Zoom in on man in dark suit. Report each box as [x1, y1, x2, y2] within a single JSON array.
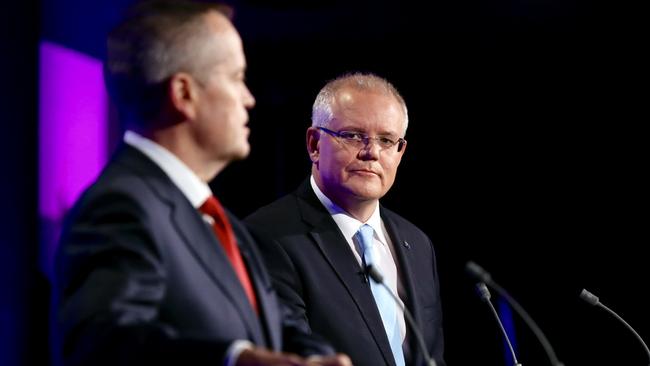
[[53, 2, 350, 366], [246, 73, 446, 366]]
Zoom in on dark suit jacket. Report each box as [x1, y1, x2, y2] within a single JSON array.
[[245, 179, 446, 366], [54, 146, 331, 366]]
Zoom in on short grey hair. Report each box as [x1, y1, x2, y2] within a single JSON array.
[[311, 72, 409, 135], [105, 0, 233, 127]]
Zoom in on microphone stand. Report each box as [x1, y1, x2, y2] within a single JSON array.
[[581, 289, 650, 366], [466, 261, 564, 366], [476, 282, 522, 366]]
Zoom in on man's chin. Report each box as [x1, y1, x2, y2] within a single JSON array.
[[347, 185, 384, 202], [231, 144, 251, 161]]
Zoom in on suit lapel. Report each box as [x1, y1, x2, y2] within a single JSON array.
[[118, 146, 265, 345], [232, 217, 282, 350], [296, 181, 397, 366], [171, 204, 265, 344], [382, 209, 424, 366]]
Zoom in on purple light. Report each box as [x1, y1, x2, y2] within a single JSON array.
[[39, 41, 108, 275]]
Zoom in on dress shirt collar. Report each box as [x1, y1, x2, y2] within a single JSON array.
[[309, 175, 388, 247], [124, 130, 211, 208]]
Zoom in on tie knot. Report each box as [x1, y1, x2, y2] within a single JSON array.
[[199, 195, 225, 219], [357, 224, 375, 251]]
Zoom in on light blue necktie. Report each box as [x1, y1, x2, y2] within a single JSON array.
[[357, 224, 405, 366]]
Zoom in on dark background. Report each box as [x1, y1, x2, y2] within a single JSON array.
[[2, 0, 647, 365]]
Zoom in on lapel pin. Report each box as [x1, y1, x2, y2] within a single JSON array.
[[403, 241, 410, 249]]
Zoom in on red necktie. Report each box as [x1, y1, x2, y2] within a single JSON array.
[[200, 195, 258, 313]]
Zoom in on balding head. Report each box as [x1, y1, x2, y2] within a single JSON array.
[[312, 72, 409, 135]]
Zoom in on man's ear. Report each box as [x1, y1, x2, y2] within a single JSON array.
[[306, 126, 321, 163], [398, 140, 407, 156], [168, 72, 199, 120]]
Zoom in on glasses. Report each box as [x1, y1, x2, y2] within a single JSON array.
[[317, 127, 406, 152]]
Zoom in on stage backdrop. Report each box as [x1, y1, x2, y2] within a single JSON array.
[[1, 0, 646, 365]]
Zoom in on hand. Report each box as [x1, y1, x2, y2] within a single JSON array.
[[235, 346, 306, 366], [306, 354, 353, 366]]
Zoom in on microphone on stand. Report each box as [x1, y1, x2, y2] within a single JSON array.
[[466, 261, 564, 366], [365, 265, 437, 366], [580, 288, 650, 365], [475, 282, 522, 366]]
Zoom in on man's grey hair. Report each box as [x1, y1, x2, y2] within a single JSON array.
[[311, 72, 409, 135], [104, 0, 233, 127]]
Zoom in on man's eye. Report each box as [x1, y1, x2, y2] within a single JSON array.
[[378, 137, 395, 146], [340, 132, 364, 141]]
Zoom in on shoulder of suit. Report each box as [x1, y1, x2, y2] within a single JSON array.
[[77, 150, 182, 218], [380, 205, 428, 237]]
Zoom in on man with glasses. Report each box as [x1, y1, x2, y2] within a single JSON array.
[[246, 72, 446, 366]]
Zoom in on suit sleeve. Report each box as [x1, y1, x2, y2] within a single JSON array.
[[55, 190, 230, 366]]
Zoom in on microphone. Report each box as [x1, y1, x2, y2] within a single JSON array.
[[475, 282, 522, 366], [366, 265, 437, 366], [466, 261, 564, 366], [580, 288, 650, 365]]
